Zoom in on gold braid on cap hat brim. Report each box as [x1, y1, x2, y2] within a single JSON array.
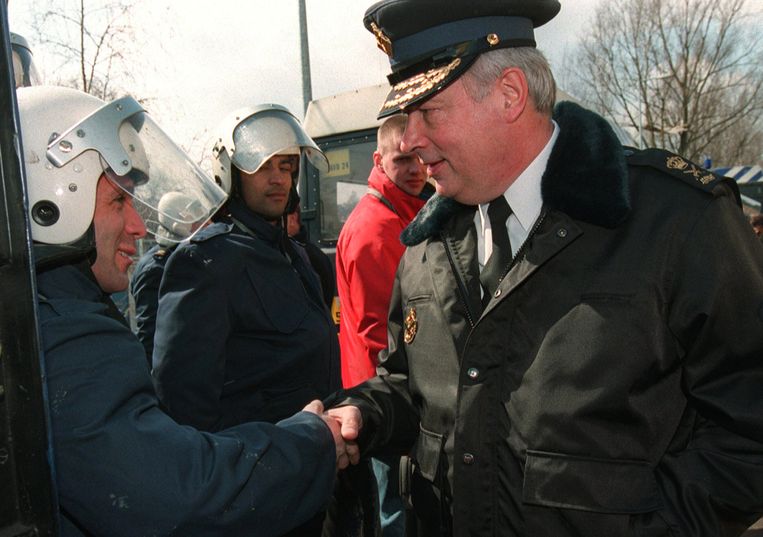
[[383, 58, 462, 111]]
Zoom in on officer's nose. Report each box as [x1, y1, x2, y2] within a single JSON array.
[[401, 111, 425, 154]]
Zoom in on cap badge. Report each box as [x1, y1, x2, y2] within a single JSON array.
[[403, 306, 418, 344], [370, 22, 393, 57], [487, 33, 500, 46]]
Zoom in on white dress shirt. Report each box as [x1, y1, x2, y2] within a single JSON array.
[[476, 120, 560, 269]]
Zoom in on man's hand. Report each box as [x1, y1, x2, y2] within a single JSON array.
[[303, 400, 354, 470], [327, 405, 362, 466], [302, 400, 325, 416]]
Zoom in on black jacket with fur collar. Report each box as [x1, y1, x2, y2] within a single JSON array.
[[341, 101, 763, 537]]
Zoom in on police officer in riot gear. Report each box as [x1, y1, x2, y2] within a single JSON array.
[[21, 85, 346, 537], [130, 191, 208, 364], [152, 105, 342, 535]]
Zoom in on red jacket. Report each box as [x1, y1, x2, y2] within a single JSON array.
[[336, 167, 426, 387]]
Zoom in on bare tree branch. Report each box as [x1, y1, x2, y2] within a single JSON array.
[[27, 0, 143, 100], [568, 0, 763, 166]]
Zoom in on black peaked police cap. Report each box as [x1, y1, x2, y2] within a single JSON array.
[[364, 0, 561, 118]]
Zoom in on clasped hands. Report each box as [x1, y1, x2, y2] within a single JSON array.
[[303, 400, 362, 470]]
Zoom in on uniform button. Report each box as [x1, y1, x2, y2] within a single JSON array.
[[494, 288, 501, 298], [557, 228, 568, 238], [463, 453, 475, 465], [467, 367, 479, 380]]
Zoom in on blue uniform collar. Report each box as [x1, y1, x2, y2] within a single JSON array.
[[36, 262, 128, 326], [228, 198, 286, 246]]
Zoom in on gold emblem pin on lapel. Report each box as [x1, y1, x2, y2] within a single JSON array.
[[403, 306, 418, 344]]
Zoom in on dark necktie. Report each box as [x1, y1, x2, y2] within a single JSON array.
[[479, 196, 512, 303]]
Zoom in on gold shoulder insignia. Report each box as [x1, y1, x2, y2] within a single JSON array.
[[665, 154, 720, 186], [627, 149, 733, 195], [666, 156, 689, 171], [699, 173, 715, 185]]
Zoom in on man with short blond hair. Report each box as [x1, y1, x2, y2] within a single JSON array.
[[336, 113, 428, 534], [337, 114, 428, 388]]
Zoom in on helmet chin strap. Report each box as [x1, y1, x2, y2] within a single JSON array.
[[34, 223, 97, 273], [230, 166, 242, 197]]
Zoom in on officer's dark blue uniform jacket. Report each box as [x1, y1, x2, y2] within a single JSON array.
[[153, 199, 341, 431], [37, 262, 336, 536], [129, 243, 174, 365]]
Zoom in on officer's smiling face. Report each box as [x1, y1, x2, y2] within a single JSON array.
[[91, 175, 147, 294], [400, 77, 514, 205], [239, 155, 294, 222]]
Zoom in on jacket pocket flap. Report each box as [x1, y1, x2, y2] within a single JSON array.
[[244, 266, 307, 333], [412, 426, 443, 482], [523, 450, 662, 514]]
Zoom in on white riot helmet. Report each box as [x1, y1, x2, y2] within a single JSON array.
[[154, 191, 207, 247], [211, 104, 328, 195], [18, 86, 227, 248]]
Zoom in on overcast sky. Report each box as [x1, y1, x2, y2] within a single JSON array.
[[9, 0, 601, 158]]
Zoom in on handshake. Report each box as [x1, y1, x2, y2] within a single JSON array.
[[303, 400, 362, 470]]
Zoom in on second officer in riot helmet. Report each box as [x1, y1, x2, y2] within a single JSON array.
[[152, 106, 341, 534]]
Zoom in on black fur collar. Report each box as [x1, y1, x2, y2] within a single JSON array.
[[401, 101, 630, 246]]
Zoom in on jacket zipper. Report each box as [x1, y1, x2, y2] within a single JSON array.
[[441, 208, 549, 329], [494, 208, 548, 290], [442, 235, 477, 329]]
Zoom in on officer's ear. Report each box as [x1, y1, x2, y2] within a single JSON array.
[[497, 67, 528, 124], [373, 151, 383, 169]]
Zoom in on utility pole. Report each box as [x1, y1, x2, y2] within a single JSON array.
[[298, 0, 312, 115]]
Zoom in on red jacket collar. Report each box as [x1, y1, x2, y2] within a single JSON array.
[[367, 166, 426, 222]]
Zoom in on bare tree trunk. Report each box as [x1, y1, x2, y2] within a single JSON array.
[[79, 0, 87, 92]]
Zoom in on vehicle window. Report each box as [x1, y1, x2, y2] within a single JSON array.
[[318, 139, 375, 243]]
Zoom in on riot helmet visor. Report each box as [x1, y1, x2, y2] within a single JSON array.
[[47, 96, 226, 244]]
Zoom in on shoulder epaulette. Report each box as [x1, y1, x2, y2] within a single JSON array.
[[625, 147, 737, 199], [190, 222, 233, 243]]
